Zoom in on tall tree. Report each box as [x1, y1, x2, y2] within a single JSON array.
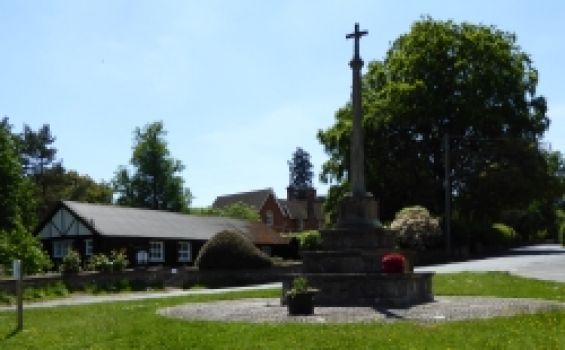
[[16, 124, 111, 216], [288, 147, 314, 190], [318, 18, 554, 237], [0, 119, 31, 230], [0, 118, 51, 273], [113, 121, 191, 211]]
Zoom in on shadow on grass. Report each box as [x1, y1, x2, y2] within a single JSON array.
[[2, 327, 21, 340], [373, 307, 405, 320]]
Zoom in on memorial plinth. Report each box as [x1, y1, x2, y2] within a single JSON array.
[[282, 212, 434, 307], [281, 23, 433, 307]]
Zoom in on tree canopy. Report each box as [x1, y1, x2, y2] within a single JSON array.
[[17, 123, 112, 217], [288, 147, 314, 190], [0, 119, 35, 231], [113, 121, 191, 211], [318, 18, 559, 241], [0, 118, 51, 273]]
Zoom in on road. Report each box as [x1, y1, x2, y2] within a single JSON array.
[[416, 244, 565, 282]]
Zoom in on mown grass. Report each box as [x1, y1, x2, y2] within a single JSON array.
[[0, 272, 563, 349]]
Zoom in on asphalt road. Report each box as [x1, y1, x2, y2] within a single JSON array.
[[415, 244, 565, 283]]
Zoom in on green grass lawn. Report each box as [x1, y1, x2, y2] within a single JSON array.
[[0, 272, 564, 349]]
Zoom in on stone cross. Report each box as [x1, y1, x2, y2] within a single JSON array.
[[346, 23, 368, 197]]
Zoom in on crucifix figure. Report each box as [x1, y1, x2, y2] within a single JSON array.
[[346, 23, 368, 197]]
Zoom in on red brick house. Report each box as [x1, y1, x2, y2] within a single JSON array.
[[212, 187, 324, 232], [35, 201, 290, 267]]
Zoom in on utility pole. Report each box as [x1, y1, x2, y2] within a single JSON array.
[[444, 133, 452, 257]]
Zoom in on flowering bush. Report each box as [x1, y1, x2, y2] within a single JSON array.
[[61, 250, 81, 274], [389, 206, 441, 250], [381, 253, 407, 273], [87, 253, 111, 272], [87, 249, 129, 272], [109, 249, 129, 271]]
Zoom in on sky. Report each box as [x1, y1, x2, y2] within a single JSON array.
[[1, 0, 564, 207]]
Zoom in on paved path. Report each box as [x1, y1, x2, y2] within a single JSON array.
[[0, 282, 281, 311], [416, 244, 565, 282]]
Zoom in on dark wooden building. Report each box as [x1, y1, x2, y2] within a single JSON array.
[[35, 201, 289, 267]]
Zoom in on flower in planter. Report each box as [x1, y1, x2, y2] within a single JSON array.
[[286, 276, 317, 316], [381, 253, 407, 273]]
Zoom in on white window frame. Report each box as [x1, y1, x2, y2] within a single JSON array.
[[84, 239, 93, 256], [178, 241, 192, 263], [149, 241, 164, 262], [260, 245, 272, 256], [53, 240, 73, 258], [265, 210, 274, 227]]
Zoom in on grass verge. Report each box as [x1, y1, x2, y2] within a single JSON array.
[[0, 272, 563, 349]]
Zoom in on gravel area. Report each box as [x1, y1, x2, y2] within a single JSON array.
[[158, 297, 565, 324]]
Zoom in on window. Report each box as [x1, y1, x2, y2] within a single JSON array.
[[260, 246, 272, 256], [298, 219, 304, 231], [53, 240, 73, 258], [178, 241, 192, 262], [149, 241, 164, 262], [84, 239, 93, 256], [137, 250, 148, 265], [264, 210, 274, 227]]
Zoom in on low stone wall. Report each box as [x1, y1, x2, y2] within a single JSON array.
[[0, 264, 301, 294]]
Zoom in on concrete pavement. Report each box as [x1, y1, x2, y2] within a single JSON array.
[[416, 244, 565, 282], [0, 282, 282, 311]]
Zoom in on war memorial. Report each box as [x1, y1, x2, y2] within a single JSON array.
[[282, 23, 433, 307]]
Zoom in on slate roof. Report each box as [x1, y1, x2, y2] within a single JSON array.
[[279, 200, 307, 219], [42, 201, 288, 245], [279, 199, 324, 221], [212, 188, 274, 211]]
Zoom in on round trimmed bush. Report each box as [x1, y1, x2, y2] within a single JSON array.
[[488, 223, 516, 247], [389, 206, 441, 250], [195, 230, 272, 270]]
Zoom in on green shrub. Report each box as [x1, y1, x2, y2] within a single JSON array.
[[489, 223, 516, 247], [297, 230, 322, 250], [286, 276, 311, 298], [556, 209, 564, 245], [389, 206, 442, 250], [110, 249, 129, 271], [87, 250, 128, 272], [60, 250, 81, 273], [195, 230, 272, 270], [87, 253, 111, 272], [0, 225, 52, 274]]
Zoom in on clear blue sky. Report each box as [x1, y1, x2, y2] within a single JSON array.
[[1, 1, 563, 207]]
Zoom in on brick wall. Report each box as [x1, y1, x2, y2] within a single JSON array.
[[0, 265, 301, 294]]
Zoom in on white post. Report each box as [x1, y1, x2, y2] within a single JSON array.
[[13, 259, 23, 331]]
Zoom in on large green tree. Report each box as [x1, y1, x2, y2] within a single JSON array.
[[113, 121, 191, 211], [17, 124, 112, 217], [0, 118, 51, 273], [318, 18, 556, 240]]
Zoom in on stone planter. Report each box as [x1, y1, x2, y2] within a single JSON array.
[[287, 291, 316, 315]]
